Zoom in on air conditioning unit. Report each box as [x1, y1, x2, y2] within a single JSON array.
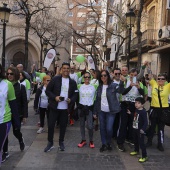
[[167, 0, 170, 9], [158, 26, 170, 40]]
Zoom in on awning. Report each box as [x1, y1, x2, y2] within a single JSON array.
[[148, 44, 170, 53]]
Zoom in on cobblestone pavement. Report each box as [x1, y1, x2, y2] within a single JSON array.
[[1, 99, 170, 170]]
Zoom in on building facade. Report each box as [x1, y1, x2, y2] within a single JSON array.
[[0, 0, 70, 71]]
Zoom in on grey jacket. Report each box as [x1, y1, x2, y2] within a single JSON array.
[[93, 81, 124, 115]]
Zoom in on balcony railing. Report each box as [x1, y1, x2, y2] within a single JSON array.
[[130, 29, 157, 51]]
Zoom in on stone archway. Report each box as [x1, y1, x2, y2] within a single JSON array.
[[13, 51, 25, 67]]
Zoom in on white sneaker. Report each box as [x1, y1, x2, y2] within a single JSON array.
[[37, 127, 44, 134]]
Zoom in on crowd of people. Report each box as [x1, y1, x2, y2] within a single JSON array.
[[0, 60, 170, 167]]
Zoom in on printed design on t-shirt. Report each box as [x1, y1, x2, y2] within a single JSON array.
[[133, 112, 139, 129], [61, 84, 69, 97]]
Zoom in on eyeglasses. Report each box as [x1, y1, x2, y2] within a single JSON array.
[[84, 76, 91, 79], [7, 73, 14, 76], [115, 73, 121, 75], [101, 74, 107, 77], [157, 78, 165, 80]]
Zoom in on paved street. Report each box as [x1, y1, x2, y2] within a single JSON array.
[[1, 99, 170, 170]]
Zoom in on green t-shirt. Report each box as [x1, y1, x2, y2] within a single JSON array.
[[36, 72, 46, 81], [0, 80, 16, 124]]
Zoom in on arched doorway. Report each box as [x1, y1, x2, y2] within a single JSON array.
[[13, 52, 25, 67]]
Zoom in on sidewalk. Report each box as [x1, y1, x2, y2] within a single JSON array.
[[1, 99, 170, 170]]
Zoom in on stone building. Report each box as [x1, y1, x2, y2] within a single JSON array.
[[0, 0, 70, 71]]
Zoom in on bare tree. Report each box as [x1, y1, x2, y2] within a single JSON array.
[[12, 0, 57, 70]]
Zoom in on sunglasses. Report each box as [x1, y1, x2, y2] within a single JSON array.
[[101, 74, 107, 77], [7, 73, 14, 76], [84, 76, 91, 79], [157, 78, 165, 80], [115, 73, 121, 75]]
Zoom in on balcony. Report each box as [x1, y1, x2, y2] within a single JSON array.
[[130, 29, 157, 51]]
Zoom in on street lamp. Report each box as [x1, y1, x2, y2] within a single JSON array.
[[102, 43, 107, 61], [126, 8, 136, 69], [0, 3, 11, 69], [43, 40, 48, 61]]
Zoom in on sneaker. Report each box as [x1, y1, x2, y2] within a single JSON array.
[[70, 119, 74, 125], [37, 127, 44, 134], [145, 141, 152, 147], [44, 142, 54, 152], [107, 144, 112, 151], [59, 142, 65, 151], [138, 157, 148, 163], [129, 140, 134, 146], [125, 139, 130, 144], [117, 144, 125, 152], [1, 152, 9, 163], [100, 144, 107, 152], [89, 141, 95, 148], [130, 151, 138, 156], [19, 138, 25, 151], [157, 144, 164, 151], [78, 140, 86, 148]]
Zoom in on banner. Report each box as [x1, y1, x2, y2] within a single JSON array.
[[87, 56, 95, 70], [43, 49, 56, 70]]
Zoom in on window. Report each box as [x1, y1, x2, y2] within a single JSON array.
[[77, 12, 86, 17], [77, 21, 84, 27], [68, 12, 73, 17], [75, 48, 84, 52], [69, 3, 74, 9]]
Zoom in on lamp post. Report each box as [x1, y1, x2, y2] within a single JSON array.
[[43, 40, 48, 62], [102, 43, 107, 61], [126, 8, 136, 69], [0, 3, 11, 69], [54, 52, 60, 74]]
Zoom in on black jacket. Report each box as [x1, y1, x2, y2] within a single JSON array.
[[13, 82, 28, 118], [34, 85, 43, 109], [46, 75, 78, 110]]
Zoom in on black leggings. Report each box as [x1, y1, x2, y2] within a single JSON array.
[[39, 107, 49, 127], [3, 119, 23, 153], [0, 122, 11, 165]]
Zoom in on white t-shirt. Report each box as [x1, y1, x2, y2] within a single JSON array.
[[79, 84, 96, 106], [101, 85, 110, 112], [90, 79, 99, 86], [70, 73, 78, 84], [57, 77, 69, 109], [40, 86, 48, 108]]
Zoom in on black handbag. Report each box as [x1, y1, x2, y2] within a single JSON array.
[[157, 87, 170, 126], [73, 107, 79, 121]]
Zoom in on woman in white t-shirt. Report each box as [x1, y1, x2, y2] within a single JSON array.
[[94, 70, 124, 152], [34, 75, 51, 134], [77, 72, 98, 148]]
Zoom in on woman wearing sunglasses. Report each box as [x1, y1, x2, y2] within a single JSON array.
[[34, 75, 51, 134], [77, 72, 98, 148], [94, 70, 125, 152], [2, 67, 27, 163], [146, 73, 170, 151]]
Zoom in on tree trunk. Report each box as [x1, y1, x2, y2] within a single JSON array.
[[25, 17, 30, 71], [136, 0, 144, 69]]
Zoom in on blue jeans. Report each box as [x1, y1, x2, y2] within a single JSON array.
[[99, 111, 116, 145]]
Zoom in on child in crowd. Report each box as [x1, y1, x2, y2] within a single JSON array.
[[128, 97, 148, 163]]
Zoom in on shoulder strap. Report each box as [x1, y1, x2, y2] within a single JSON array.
[[157, 86, 162, 109]]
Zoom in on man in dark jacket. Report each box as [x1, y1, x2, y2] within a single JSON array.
[[44, 62, 78, 152]]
